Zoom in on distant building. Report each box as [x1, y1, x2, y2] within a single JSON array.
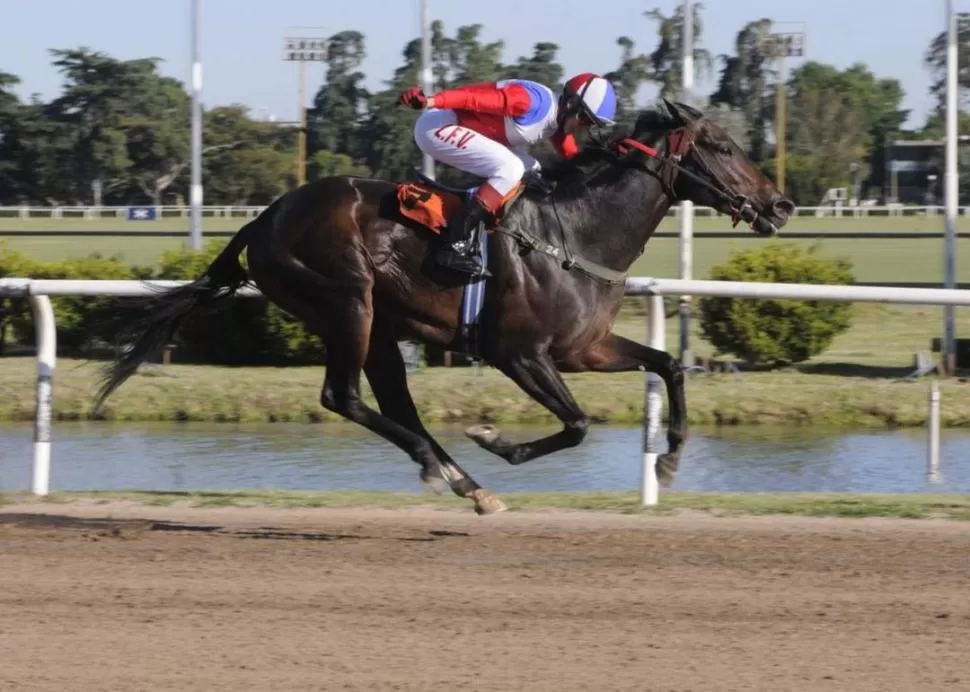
[[885, 139, 942, 205]]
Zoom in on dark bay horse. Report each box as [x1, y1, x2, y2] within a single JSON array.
[[93, 99, 792, 514]]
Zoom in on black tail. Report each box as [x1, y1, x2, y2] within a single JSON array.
[[93, 208, 269, 414]]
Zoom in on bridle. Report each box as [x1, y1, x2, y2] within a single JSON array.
[[613, 129, 768, 235], [507, 120, 774, 286]]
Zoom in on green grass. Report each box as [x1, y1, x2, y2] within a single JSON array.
[[4, 489, 969, 519], [5, 235, 968, 283], [2, 213, 969, 281], [2, 303, 970, 427]]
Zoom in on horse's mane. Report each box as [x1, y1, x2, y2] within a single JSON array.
[[529, 104, 682, 201]]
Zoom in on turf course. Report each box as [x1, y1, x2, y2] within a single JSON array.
[[3, 212, 968, 283]]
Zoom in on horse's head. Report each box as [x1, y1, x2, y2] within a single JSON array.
[[615, 99, 793, 237]]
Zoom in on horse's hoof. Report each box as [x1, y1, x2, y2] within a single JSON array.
[[657, 453, 678, 488], [420, 471, 447, 495], [471, 489, 507, 515], [466, 424, 501, 446]]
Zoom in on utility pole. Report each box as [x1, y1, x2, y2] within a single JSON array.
[[419, 0, 435, 180], [283, 29, 328, 187], [943, 0, 959, 375], [189, 0, 203, 250], [678, 0, 695, 367], [764, 24, 806, 195]]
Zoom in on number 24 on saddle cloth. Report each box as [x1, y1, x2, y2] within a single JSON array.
[[395, 182, 466, 235]]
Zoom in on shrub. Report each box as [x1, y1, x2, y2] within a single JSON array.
[[1, 241, 323, 364], [698, 243, 854, 367], [1, 246, 140, 354]]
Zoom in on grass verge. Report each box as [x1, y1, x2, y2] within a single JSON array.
[[3, 489, 969, 520], [3, 304, 970, 428]]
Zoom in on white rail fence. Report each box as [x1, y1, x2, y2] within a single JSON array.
[[4, 203, 970, 221], [1, 277, 968, 504]]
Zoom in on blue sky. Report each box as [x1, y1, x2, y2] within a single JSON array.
[[0, 0, 954, 128]]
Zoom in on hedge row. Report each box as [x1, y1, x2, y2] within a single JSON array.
[[0, 241, 324, 365], [1, 240, 856, 368]]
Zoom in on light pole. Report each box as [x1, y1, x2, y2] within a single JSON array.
[[419, 0, 435, 180], [678, 0, 695, 367], [283, 29, 328, 187], [943, 0, 959, 375], [762, 23, 806, 194], [189, 0, 203, 250]]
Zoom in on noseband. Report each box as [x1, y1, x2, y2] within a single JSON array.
[[614, 131, 762, 231]]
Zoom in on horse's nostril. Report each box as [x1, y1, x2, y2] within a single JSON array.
[[773, 198, 795, 217]]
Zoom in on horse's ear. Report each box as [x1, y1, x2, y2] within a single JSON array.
[[664, 99, 703, 125]]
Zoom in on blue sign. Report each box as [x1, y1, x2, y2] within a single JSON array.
[[127, 206, 157, 221]]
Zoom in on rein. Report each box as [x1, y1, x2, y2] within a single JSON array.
[[503, 124, 768, 286], [614, 132, 763, 231]]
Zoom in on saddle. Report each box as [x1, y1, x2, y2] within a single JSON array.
[[395, 169, 526, 236], [396, 170, 476, 235]]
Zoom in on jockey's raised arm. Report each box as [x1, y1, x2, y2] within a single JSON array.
[[399, 74, 619, 277]]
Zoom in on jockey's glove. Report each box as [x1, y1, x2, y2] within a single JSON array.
[[522, 170, 556, 197]]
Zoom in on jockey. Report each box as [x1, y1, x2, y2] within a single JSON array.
[[399, 73, 618, 277]]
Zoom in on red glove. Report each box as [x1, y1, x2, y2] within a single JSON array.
[[399, 87, 428, 109]]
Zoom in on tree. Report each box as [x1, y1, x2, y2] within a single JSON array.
[[836, 64, 908, 197], [123, 74, 192, 205], [604, 37, 652, 130], [47, 48, 143, 204], [709, 18, 775, 162], [0, 70, 19, 121], [782, 62, 908, 205], [0, 71, 24, 196], [0, 15, 927, 209], [924, 13, 970, 111], [359, 36, 425, 182], [503, 42, 564, 90], [0, 99, 78, 204], [442, 24, 505, 84], [643, 3, 713, 99], [308, 30, 369, 162], [201, 106, 291, 204]]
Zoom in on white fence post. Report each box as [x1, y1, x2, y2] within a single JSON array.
[[28, 294, 56, 496], [927, 379, 942, 483], [641, 294, 666, 507]]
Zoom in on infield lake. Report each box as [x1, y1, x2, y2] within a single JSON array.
[[1, 421, 968, 494]]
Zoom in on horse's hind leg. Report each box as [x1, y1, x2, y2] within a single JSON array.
[[363, 318, 505, 514], [257, 266, 483, 509], [466, 351, 592, 465]]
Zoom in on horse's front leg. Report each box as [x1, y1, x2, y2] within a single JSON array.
[[569, 333, 687, 486]]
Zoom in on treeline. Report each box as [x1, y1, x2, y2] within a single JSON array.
[[0, 7, 966, 208]]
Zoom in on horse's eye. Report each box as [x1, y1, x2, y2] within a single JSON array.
[[718, 145, 732, 156]]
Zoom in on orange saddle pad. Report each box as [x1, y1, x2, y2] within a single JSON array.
[[396, 182, 465, 235]]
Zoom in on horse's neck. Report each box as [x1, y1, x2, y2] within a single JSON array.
[[550, 170, 672, 273]]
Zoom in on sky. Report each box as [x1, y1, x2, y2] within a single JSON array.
[[0, 0, 955, 129]]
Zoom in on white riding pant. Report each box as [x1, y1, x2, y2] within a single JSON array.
[[413, 109, 538, 198]]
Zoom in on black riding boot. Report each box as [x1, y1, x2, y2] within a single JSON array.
[[436, 196, 492, 278]]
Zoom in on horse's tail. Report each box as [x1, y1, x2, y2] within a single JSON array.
[[92, 197, 280, 414]]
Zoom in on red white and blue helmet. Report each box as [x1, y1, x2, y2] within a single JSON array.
[[560, 73, 617, 127]]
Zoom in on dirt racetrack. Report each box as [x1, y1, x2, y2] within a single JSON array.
[[1, 502, 969, 691]]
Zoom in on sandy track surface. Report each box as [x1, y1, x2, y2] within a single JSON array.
[[1, 502, 968, 691]]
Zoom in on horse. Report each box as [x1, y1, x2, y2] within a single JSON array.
[[92, 99, 792, 515]]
